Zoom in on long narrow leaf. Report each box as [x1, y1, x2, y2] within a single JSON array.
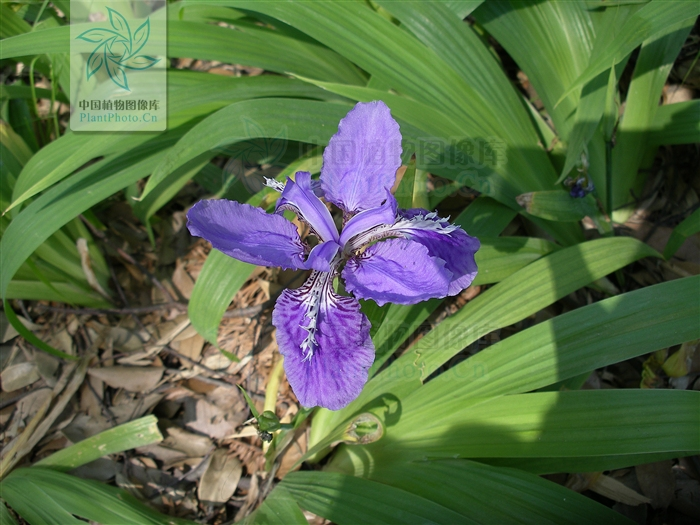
[[648, 100, 700, 146], [419, 275, 700, 402], [243, 486, 307, 525], [663, 207, 700, 259], [474, 0, 595, 139], [611, 17, 694, 214], [329, 390, 699, 475], [563, 1, 700, 100], [283, 471, 468, 525], [482, 451, 695, 476], [1, 130, 183, 299], [188, 250, 254, 347], [35, 416, 163, 471], [144, 98, 352, 199], [4, 468, 194, 524], [367, 460, 633, 524], [8, 74, 334, 213]]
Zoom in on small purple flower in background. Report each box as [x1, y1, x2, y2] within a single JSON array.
[[566, 176, 595, 199], [187, 101, 480, 410]]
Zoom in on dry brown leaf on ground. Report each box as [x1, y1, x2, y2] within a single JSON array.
[[176, 334, 205, 366], [162, 426, 214, 458], [197, 448, 242, 505], [1, 362, 41, 392], [567, 472, 652, 506], [636, 460, 676, 509], [172, 259, 196, 300], [61, 413, 112, 443], [184, 397, 243, 440], [109, 391, 164, 425], [88, 322, 146, 353], [136, 443, 189, 465], [672, 458, 700, 519], [34, 351, 60, 387], [71, 457, 120, 482], [87, 366, 164, 393]]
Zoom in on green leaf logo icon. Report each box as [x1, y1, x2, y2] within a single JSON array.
[[76, 7, 160, 91]]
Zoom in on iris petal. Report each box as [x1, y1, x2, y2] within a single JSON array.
[[343, 238, 452, 306], [272, 270, 374, 410], [304, 241, 340, 272], [339, 192, 397, 248], [321, 101, 402, 214], [187, 199, 306, 269], [398, 209, 480, 295], [277, 171, 339, 243]]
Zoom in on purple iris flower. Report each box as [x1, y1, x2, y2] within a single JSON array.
[[186, 101, 480, 410]]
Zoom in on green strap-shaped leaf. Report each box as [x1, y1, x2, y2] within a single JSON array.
[[0, 131, 180, 300], [439, 1, 485, 19], [366, 460, 634, 525], [0, 501, 19, 525], [132, 152, 214, 227], [8, 74, 334, 214], [0, 26, 66, 58], [224, 1, 490, 133], [473, 0, 595, 139], [5, 281, 109, 307], [3, 300, 75, 360], [611, 17, 694, 215], [1, 20, 365, 85], [35, 416, 163, 471], [282, 471, 469, 525], [648, 99, 700, 147], [243, 486, 307, 525], [374, 0, 539, 152], [0, 3, 32, 38], [3, 468, 195, 524], [663, 207, 700, 259], [516, 190, 598, 222], [329, 390, 699, 475], [562, 0, 700, 101], [2, 477, 85, 525], [557, 59, 627, 185], [168, 20, 365, 85], [482, 451, 696, 476], [188, 250, 254, 347], [143, 98, 351, 199], [453, 196, 517, 237], [0, 84, 69, 104], [417, 275, 700, 402], [472, 236, 560, 286]]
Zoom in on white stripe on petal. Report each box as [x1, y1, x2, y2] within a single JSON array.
[[345, 210, 457, 253]]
